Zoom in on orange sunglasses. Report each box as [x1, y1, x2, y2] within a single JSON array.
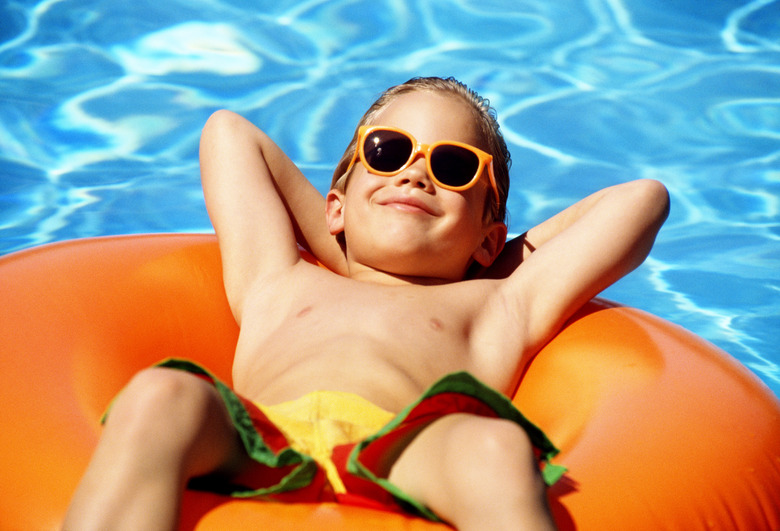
[[344, 125, 499, 202]]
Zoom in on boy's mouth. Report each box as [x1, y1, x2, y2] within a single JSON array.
[[378, 195, 437, 215]]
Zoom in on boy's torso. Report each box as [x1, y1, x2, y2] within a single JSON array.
[[231, 261, 527, 412]]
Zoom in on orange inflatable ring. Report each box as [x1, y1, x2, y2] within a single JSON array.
[[2, 233, 779, 530]]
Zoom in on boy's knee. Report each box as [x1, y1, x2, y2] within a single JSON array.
[[448, 417, 531, 457], [106, 368, 211, 437], [434, 417, 547, 520], [475, 418, 532, 455], [443, 417, 541, 494], [480, 420, 533, 465]]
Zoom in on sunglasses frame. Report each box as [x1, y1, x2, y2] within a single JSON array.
[[344, 125, 500, 203]]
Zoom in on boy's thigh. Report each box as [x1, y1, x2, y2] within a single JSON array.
[[110, 367, 250, 478], [387, 413, 533, 501]]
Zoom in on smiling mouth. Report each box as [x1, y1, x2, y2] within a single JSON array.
[[380, 197, 436, 215]]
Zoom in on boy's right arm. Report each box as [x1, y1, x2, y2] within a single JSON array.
[[199, 110, 345, 320]]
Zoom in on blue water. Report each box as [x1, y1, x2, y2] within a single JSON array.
[[1, 0, 778, 396]]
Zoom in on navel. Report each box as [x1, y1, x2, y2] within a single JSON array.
[[296, 306, 313, 318]]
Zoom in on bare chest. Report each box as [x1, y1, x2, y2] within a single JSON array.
[[244, 271, 478, 366], [232, 266, 503, 408]]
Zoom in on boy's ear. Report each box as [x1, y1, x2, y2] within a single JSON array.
[[325, 189, 346, 235], [472, 222, 508, 267]]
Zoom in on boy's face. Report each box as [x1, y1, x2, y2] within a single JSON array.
[[326, 91, 507, 281]]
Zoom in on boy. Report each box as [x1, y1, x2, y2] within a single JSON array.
[[64, 77, 669, 530]]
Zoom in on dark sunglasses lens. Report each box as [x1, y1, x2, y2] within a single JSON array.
[[430, 145, 479, 187], [363, 130, 413, 173]]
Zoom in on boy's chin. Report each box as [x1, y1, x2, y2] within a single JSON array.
[[345, 232, 475, 280]]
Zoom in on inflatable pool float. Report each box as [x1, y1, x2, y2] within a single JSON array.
[[1, 233, 779, 530]]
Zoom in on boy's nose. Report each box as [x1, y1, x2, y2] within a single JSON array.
[[393, 156, 434, 192]]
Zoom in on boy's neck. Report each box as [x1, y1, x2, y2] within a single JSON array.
[[347, 266, 457, 287]]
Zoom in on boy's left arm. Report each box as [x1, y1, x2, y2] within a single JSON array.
[[494, 179, 670, 357]]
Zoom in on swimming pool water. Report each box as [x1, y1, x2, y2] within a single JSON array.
[[1, 0, 778, 396]]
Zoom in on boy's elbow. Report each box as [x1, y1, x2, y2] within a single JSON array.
[[201, 110, 236, 159], [632, 178, 670, 227], [201, 109, 270, 156], [202, 109, 243, 140], [623, 179, 669, 269]]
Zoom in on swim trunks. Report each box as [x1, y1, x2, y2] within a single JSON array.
[[148, 358, 566, 521]]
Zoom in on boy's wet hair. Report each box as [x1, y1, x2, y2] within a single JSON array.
[[331, 77, 511, 223]]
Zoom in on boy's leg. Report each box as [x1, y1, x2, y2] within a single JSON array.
[[63, 367, 249, 531], [387, 413, 556, 531]]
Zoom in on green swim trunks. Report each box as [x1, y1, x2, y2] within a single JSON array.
[[153, 359, 566, 521]]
